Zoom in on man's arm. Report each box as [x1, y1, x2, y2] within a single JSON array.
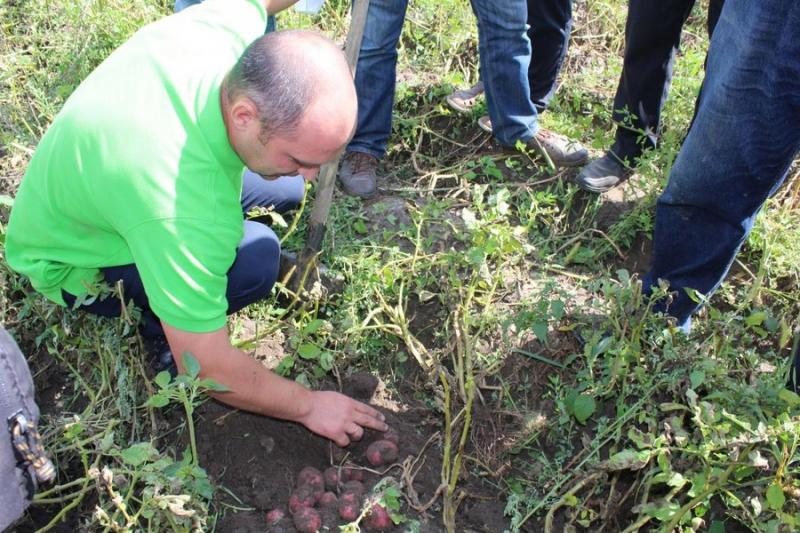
[[263, 0, 299, 15], [162, 323, 387, 446]]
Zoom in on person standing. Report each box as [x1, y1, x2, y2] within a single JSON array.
[[576, 0, 724, 193]]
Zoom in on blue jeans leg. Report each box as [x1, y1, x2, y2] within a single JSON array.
[[346, 0, 409, 159], [470, 0, 538, 147], [240, 170, 305, 215], [527, 0, 572, 113], [642, 0, 800, 329]]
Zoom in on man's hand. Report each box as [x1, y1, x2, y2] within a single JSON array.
[[298, 391, 387, 446], [162, 323, 388, 447]]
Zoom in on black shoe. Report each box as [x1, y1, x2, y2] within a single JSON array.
[[144, 335, 177, 378], [576, 153, 630, 193], [787, 335, 800, 394]]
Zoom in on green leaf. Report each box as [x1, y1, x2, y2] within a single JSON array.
[[146, 394, 169, 408], [766, 483, 785, 511], [745, 311, 767, 327], [297, 343, 321, 360], [708, 521, 725, 533], [183, 352, 201, 379], [318, 351, 334, 371], [302, 319, 325, 335], [689, 370, 705, 389], [275, 355, 295, 376], [778, 388, 800, 407], [572, 394, 596, 424], [154, 370, 172, 389], [604, 449, 650, 471], [198, 378, 230, 392], [353, 219, 368, 234], [121, 442, 156, 466], [532, 322, 548, 342]]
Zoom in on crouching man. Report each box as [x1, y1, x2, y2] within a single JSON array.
[[6, 0, 387, 446]]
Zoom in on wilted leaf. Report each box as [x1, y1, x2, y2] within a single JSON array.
[[603, 449, 651, 472]]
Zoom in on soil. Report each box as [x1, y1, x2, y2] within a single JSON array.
[[196, 372, 509, 532]]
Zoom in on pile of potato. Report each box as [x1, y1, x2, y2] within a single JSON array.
[[266, 429, 400, 532]]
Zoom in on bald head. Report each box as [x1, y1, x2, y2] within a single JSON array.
[[226, 29, 356, 143]]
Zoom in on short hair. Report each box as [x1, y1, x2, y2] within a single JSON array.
[[226, 30, 317, 141]]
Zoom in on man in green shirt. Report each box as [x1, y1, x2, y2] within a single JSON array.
[[6, 0, 388, 446]]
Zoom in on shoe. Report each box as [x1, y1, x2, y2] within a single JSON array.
[[528, 129, 589, 168], [338, 152, 378, 199], [575, 153, 630, 193], [478, 115, 492, 133], [446, 81, 485, 114], [787, 335, 800, 394], [145, 335, 177, 378]]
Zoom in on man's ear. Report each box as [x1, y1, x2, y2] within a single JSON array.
[[228, 97, 259, 132]]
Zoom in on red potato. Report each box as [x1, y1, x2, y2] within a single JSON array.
[[297, 466, 325, 492], [292, 506, 322, 533], [338, 490, 363, 521], [323, 466, 340, 491], [319, 491, 338, 509], [365, 504, 393, 531], [288, 486, 316, 514], [366, 440, 399, 467], [341, 480, 364, 497], [266, 508, 285, 525], [383, 427, 400, 446], [342, 465, 365, 482]]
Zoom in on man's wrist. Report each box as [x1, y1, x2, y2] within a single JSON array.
[[291, 385, 316, 423]]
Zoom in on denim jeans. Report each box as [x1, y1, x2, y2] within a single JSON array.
[[642, 0, 800, 330], [63, 172, 305, 338], [347, 0, 572, 158], [174, 0, 276, 32], [610, 0, 724, 162]]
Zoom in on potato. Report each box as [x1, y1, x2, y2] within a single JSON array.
[[288, 486, 316, 514], [341, 480, 364, 497], [366, 440, 399, 467], [319, 491, 338, 509], [342, 465, 365, 482], [297, 466, 325, 492], [292, 506, 322, 533], [365, 504, 393, 531], [338, 497, 361, 522], [323, 466, 340, 491], [266, 508, 285, 525]]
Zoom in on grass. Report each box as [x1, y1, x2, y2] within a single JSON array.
[[2, 0, 800, 531]]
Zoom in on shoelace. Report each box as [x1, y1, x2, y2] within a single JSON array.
[[349, 153, 377, 175]]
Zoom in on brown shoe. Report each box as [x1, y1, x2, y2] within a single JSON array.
[[445, 81, 485, 114], [528, 128, 589, 168], [338, 151, 379, 199]]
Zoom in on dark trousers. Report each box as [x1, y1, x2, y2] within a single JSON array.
[[610, 0, 725, 162], [528, 0, 573, 113], [63, 171, 305, 338], [642, 0, 800, 330]]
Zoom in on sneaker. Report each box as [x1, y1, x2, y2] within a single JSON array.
[[575, 153, 630, 193], [478, 115, 492, 133], [527, 129, 589, 168], [445, 81, 485, 114], [338, 151, 378, 199], [145, 335, 177, 377]]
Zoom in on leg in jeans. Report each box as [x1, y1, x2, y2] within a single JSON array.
[[527, 0, 572, 114], [642, 0, 800, 330], [345, 0, 409, 159], [64, 173, 304, 338], [470, 0, 538, 146], [610, 0, 696, 162]]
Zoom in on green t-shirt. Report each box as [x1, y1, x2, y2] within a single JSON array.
[[6, 0, 267, 332]]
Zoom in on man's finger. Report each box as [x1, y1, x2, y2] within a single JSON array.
[[353, 411, 388, 432], [346, 423, 364, 442], [354, 401, 385, 421], [333, 432, 350, 447]]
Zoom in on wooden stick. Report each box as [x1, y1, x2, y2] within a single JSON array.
[[294, 0, 371, 290]]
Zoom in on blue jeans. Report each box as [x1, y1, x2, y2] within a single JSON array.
[[174, 0, 276, 32], [347, 0, 571, 158], [642, 0, 800, 330], [63, 173, 305, 338]]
